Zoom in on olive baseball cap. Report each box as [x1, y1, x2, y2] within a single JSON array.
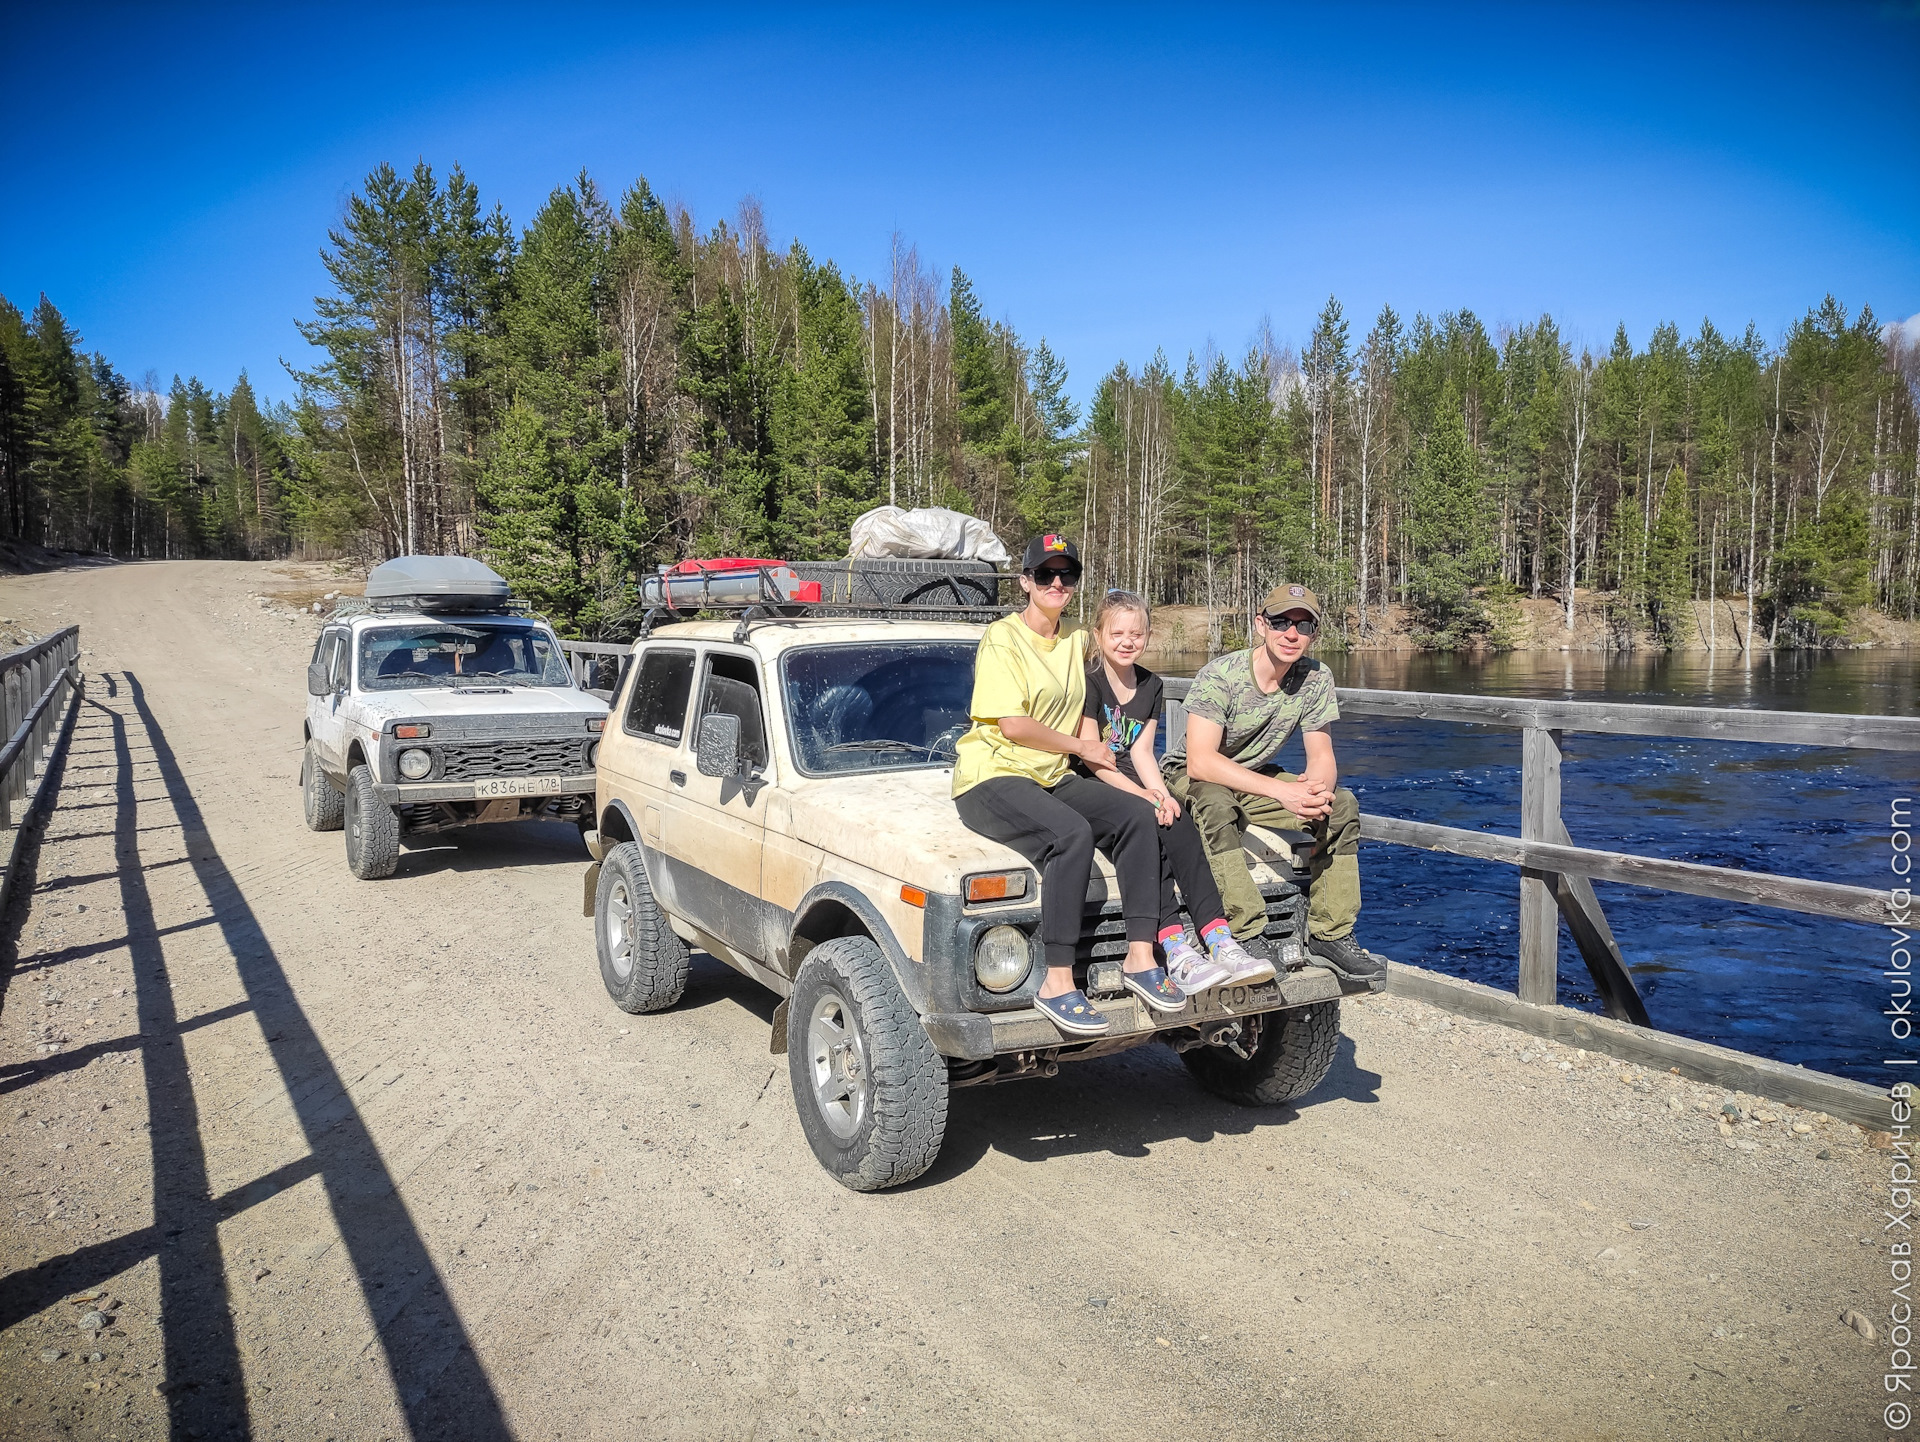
[[1260, 581, 1322, 624]]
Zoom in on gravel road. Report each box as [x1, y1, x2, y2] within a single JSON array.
[[0, 559, 1891, 1441]]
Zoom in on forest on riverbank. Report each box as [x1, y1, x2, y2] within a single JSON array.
[[3, 161, 1916, 646]]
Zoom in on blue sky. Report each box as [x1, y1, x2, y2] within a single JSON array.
[[3, 2, 1916, 407]]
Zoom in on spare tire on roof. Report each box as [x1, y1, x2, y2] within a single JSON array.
[[789, 558, 1000, 617]]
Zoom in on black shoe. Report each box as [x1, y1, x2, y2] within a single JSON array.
[[1308, 934, 1387, 982]]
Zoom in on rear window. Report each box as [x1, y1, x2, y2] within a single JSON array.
[[625, 649, 695, 745]]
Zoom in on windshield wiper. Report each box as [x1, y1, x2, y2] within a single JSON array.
[[822, 739, 929, 756]]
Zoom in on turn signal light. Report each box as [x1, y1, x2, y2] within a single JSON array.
[[586, 717, 605, 732], [964, 872, 1029, 904], [393, 723, 432, 739], [899, 885, 928, 908]]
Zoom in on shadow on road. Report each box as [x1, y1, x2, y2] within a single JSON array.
[[925, 1030, 1382, 1183], [0, 674, 514, 1441], [661, 939, 1385, 1191]]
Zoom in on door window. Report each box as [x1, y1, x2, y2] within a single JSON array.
[[695, 653, 768, 772], [625, 648, 695, 745], [322, 632, 347, 689]]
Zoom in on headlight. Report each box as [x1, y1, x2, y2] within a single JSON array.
[[398, 748, 432, 780], [974, 925, 1032, 993], [586, 740, 600, 768]]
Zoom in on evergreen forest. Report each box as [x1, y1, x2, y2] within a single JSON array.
[[4, 160, 1916, 647]]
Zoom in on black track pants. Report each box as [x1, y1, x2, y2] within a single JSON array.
[[1157, 808, 1228, 936], [954, 772, 1161, 971]]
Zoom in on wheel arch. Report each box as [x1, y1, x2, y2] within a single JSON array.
[[598, 796, 639, 845], [787, 881, 927, 1014]]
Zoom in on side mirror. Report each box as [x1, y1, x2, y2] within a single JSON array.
[[307, 662, 331, 696], [696, 712, 742, 778]]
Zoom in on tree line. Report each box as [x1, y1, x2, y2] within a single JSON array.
[[4, 159, 1915, 646]]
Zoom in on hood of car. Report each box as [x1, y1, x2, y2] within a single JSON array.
[[781, 766, 1118, 897], [352, 687, 608, 725]]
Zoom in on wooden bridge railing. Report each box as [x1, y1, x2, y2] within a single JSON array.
[[557, 639, 628, 698], [1161, 677, 1918, 1030], [0, 625, 82, 914]]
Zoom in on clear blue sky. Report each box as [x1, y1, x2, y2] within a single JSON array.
[[4, 2, 1916, 407]]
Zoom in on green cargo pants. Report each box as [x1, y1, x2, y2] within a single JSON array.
[[1162, 756, 1361, 943]]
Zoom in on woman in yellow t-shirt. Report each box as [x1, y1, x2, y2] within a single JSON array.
[[952, 535, 1186, 1037]]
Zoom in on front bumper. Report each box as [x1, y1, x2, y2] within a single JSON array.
[[922, 966, 1352, 1061], [374, 772, 598, 805]]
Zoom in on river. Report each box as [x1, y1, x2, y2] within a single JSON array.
[[1148, 646, 1917, 1089]]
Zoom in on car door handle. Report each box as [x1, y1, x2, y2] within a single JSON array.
[[670, 770, 687, 787]]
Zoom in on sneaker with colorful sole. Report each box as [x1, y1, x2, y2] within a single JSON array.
[[1162, 933, 1234, 993], [1209, 933, 1276, 985]]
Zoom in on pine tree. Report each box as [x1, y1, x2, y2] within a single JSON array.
[[770, 246, 876, 558]]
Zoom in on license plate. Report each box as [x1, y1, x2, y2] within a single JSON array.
[[473, 775, 565, 798], [1183, 977, 1284, 1021]]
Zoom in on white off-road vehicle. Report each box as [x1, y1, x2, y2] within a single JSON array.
[[300, 556, 609, 879], [585, 581, 1372, 1191]]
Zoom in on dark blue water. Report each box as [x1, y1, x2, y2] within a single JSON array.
[[1158, 647, 1917, 1088]]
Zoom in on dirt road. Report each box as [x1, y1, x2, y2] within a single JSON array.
[[0, 560, 1890, 1441]]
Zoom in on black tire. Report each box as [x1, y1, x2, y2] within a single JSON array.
[[343, 763, 401, 880], [595, 842, 689, 1013], [787, 936, 948, 1192], [1181, 1001, 1341, 1106], [301, 741, 344, 832]]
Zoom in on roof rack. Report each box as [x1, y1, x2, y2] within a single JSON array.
[[333, 595, 536, 619], [631, 563, 1018, 642]]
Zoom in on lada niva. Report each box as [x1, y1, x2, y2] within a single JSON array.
[[584, 613, 1372, 1191], [300, 556, 609, 879]]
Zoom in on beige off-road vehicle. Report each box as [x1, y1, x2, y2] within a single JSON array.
[[584, 615, 1370, 1191]]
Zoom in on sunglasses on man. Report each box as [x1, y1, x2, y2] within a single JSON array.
[[1262, 613, 1318, 636]]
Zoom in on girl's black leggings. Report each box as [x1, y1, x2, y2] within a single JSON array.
[[1156, 807, 1228, 937], [954, 772, 1161, 971]]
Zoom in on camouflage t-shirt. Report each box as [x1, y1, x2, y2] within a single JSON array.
[[1163, 651, 1338, 770]]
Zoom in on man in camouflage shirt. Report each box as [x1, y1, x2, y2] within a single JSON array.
[[1161, 582, 1384, 981]]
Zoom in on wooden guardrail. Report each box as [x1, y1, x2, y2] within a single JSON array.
[[557, 640, 628, 698], [1161, 675, 1913, 1119], [0, 625, 82, 916]]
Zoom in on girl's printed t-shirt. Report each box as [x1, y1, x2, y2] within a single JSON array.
[[950, 614, 1091, 797], [1079, 663, 1164, 788]]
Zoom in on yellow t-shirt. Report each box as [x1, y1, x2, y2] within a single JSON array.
[[951, 614, 1090, 797]]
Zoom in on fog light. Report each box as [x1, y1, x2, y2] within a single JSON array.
[[974, 925, 1031, 993], [398, 748, 432, 780]]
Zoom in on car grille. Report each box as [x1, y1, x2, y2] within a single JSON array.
[[1076, 869, 1306, 965], [436, 738, 586, 780]]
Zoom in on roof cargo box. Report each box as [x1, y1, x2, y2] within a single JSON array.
[[364, 555, 512, 611]]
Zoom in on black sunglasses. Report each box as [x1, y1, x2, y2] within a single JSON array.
[[1027, 567, 1082, 588], [1263, 614, 1318, 636]]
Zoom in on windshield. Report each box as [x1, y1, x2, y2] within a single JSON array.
[[357, 622, 573, 692], [783, 643, 976, 776]]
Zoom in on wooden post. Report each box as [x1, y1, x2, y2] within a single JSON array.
[[1518, 726, 1562, 1005]]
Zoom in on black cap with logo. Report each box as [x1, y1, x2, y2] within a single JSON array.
[[1021, 533, 1081, 573]]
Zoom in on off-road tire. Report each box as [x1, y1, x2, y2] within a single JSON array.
[[343, 763, 401, 880], [1181, 1000, 1341, 1106], [595, 842, 689, 1013], [301, 742, 344, 832], [787, 936, 947, 1191]]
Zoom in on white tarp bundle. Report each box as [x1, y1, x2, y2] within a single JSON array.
[[847, 506, 1009, 565]]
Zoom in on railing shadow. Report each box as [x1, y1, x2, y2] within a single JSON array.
[[0, 675, 515, 1441]]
